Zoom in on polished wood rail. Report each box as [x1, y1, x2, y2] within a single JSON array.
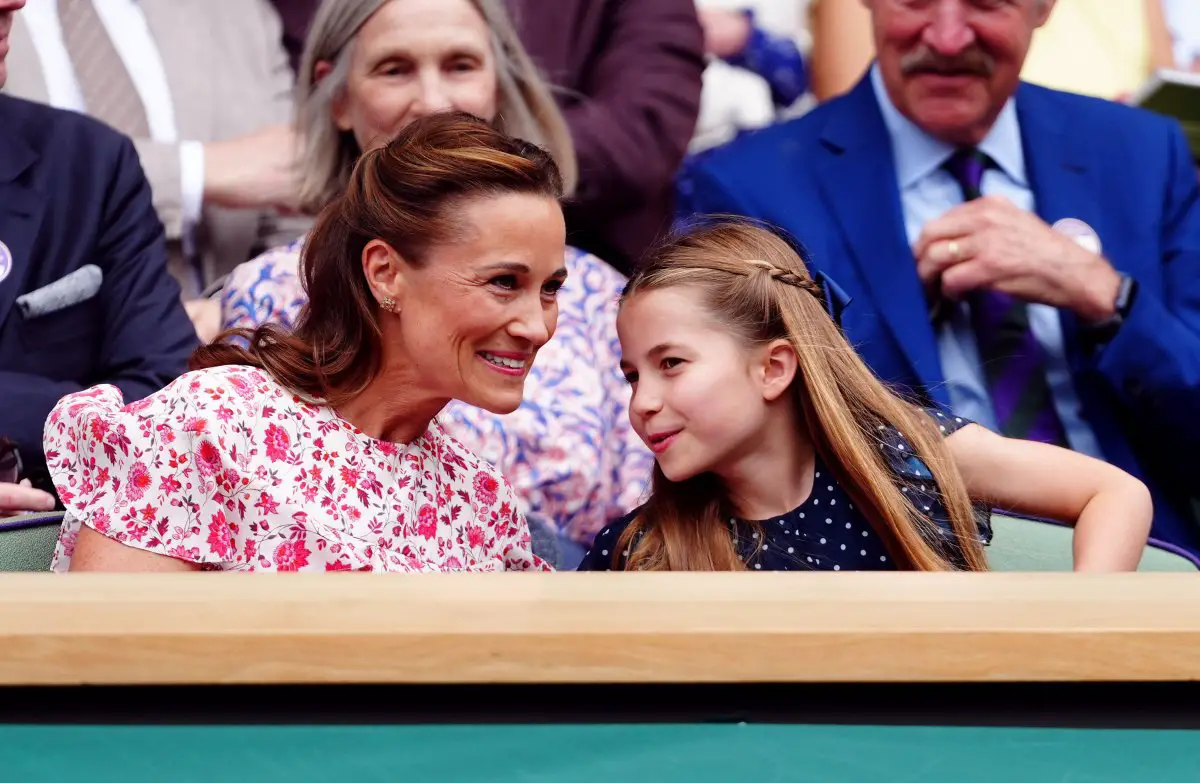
[[0, 572, 1197, 685]]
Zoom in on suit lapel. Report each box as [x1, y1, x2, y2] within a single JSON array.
[[1018, 84, 1140, 471], [1018, 85, 1105, 275], [0, 108, 48, 328], [813, 78, 946, 396]]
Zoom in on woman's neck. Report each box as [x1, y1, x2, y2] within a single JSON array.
[[334, 363, 448, 444], [720, 408, 817, 522]]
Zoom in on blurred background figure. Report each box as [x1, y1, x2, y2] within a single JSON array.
[[1164, 0, 1200, 71], [690, 0, 809, 151], [506, 0, 706, 272], [219, 0, 653, 566], [264, 0, 707, 273], [270, 0, 323, 74], [2, 0, 311, 340], [1021, 0, 1174, 100], [803, 0, 1184, 103]]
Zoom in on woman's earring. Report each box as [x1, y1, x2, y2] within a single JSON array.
[[380, 296, 397, 313]]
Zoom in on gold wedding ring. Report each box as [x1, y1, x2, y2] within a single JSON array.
[[947, 240, 961, 262]]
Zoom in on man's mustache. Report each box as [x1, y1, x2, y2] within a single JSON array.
[[900, 46, 995, 77]]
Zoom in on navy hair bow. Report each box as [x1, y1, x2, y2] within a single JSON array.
[[813, 271, 852, 327]]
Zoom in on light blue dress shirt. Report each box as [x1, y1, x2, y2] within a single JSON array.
[[868, 66, 1104, 459]]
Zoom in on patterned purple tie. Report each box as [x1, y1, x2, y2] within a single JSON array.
[[943, 149, 1068, 446]]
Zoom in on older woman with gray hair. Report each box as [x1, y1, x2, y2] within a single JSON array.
[[219, 0, 652, 566]]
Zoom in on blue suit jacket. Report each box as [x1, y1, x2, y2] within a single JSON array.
[[0, 95, 198, 490], [679, 76, 1200, 552]]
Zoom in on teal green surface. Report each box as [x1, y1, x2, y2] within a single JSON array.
[[0, 724, 1197, 782]]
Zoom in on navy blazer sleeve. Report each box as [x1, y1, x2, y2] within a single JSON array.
[[1091, 123, 1200, 443], [0, 134, 197, 480]]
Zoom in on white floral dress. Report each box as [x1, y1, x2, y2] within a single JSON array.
[[45, 365, 549, 572]]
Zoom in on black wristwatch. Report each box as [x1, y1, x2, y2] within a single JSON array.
[[1083, 273, 1138, 345]]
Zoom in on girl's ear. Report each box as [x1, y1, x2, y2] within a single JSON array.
[[758, 339, 798, 402]]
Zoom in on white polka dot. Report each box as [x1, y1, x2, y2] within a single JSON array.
[[862, 531, 868, 537], [880, 556, 887, 562], [830, 499, 837, 506], [623, 550, 630, 557], [752, 531, 759, 539], [860, 549, 867, 556], [825, 518, 832, 524], [787, 547, 795, 554], [924, 506, 931, 512], [806, 557, 813, 563], [840, 544, 846, 550], [601, 550, 608, 556], [815, 472, 821, 478], [798, 513, 805, 519], [819, 537, 826, 544], [955, 417, 963, 423], [754, 563, 762, 570], [845, 522, 852, 529], [763, 543, 769, 550], [827, 485, 833, 492], [833, 565, 841, 571], [898, 444, 906, 451], [902, 487, 908, 493], [814, 499, 820, 505]]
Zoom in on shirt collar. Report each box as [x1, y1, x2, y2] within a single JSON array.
[[869, 63, 1027, 190]]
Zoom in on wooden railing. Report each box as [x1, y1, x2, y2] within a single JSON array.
[[0, 572, 1198, 685]]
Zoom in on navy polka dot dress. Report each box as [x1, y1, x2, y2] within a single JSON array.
[[578, 410, 991, 572]]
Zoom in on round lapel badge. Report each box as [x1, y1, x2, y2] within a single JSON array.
[[0, 241, 11, 284], [1052, 218, 1102, 256]]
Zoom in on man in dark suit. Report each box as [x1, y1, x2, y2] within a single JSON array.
[[0, 0, 197, 514], [506, 0, 705, 272], [679, 0, 1200, 552]]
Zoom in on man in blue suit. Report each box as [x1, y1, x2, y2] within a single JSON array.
[[678, 0, 1200, 552], [0, 0, 197, 514]]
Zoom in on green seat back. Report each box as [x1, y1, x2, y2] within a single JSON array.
[[0, 512, 61, 572], [987, 513, 1198, 572]]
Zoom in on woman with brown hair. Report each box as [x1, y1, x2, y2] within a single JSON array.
[[46, 113, 561, 572], [218, 0, 652, 563], [579, 220, 1153, 572]]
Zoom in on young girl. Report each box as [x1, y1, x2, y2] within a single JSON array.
[[579, 221, 1153, 572]]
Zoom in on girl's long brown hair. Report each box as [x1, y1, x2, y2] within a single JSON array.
[[616, 220, 987, 572], [190, 112, 563, 405]]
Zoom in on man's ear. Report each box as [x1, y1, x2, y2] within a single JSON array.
[[758, 339, 799, 402], [362, 239, 409, 312]]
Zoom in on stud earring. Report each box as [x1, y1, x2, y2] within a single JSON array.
[[380, 296, 396, 313]]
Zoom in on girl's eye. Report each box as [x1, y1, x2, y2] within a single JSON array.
[[661, 357, 683, 371], [490, 275, 518, 290], [542, 279, 565, 296], [622, 371, 638, 385]]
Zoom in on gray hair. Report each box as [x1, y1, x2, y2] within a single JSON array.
[[295, 0, 577, 212]]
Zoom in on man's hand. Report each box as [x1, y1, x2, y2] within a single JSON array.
[[0, 480, 56, 518], [914, 196, 1122, 322], [204, 124, 303, 213], [698, 8, 752, 60]]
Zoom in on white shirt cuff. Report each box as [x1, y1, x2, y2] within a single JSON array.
[[179, 140, 205, 229]]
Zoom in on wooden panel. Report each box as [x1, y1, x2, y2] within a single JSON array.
[[0, 572, 1198, 685]]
